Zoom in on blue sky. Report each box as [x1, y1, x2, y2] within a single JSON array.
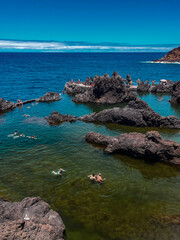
[[0, 0, 179, 51]]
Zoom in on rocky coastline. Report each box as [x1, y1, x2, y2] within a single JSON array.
[[0, 197, 65, 240], [152, 46, 180, 63], [85, 131, 180, 165]]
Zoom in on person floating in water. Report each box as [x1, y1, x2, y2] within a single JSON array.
[[20, 132, 25, 137], [31, 136, 37, 139], [96, 173, 106, 183], [88, 173, 96, 181], [58, 168, 65, 175], [14, 131, 18, 135], [24, 114, 30, 117]]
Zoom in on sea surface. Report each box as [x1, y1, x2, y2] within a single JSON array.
[[0, 52, 180, 240]]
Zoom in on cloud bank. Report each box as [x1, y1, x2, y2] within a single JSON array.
[[0, 40, 177, 52]]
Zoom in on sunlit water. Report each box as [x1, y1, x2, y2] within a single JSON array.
[[0, 53, 180, 240]]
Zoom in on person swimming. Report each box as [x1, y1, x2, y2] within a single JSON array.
[[57, 168, 65, 175], [14, 131, 18, 135], [96, 173, 106, 183], [20, 132, 25, 137], [88, 173, 96, 181]]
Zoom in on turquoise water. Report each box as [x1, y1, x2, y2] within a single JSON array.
[[0, 53, 180, 240]]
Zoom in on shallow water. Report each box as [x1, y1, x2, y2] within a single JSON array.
[[0, 53, 180, 240]]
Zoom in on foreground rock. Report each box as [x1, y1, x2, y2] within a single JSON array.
[[0, 197, 65, 240], [72, 72, 137, 104], [153, 46, 180, 63], [79, 99, 180, 128], [151, 80, 174, 93], [137, 82, 151, 92], [46, 111, 77, 125], [85, 131, 180, 165], [0, 98, 16, 113], [169, 81, 180, 104], [37, 92, 61, 102]]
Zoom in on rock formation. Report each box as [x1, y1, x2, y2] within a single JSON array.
[[137, 82, 151, 92], [85, 131, 180, 165], [79, 99, 180, 128], [72, 72, 137, 104], [64, 82, 91, 95], [151, 80, 174, 93], [153, 46, 180, 63], [46, 111, 77, 125], [0, 98, 16, 113], [38, 92, 61, 102], [169, 81, 180, 104], [0, 197, 65, 240]]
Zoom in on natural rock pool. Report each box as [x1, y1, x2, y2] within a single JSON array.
[[0, 52, 180, 240]]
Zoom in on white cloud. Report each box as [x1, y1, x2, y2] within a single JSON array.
[[0, 40, 175, 52]]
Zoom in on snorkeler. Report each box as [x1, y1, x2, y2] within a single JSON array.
[[58, 168, 65, 175], [96, 173, 106, 183]]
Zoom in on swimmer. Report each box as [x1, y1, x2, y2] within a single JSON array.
[[24, 114, 30, 117], [32, 103, 34, 106], [57, 168, 65, 175], [96, 173, 106, 183], [14, 131, 18, 135], [27, 106, 31, 109], [20, 132, 25, 137], [36, 102, 38, 104], [88, 173, 96, 181], [32, 136, 37, 139]]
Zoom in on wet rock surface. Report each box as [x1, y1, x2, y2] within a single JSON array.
[[169, 81, 180, 104], [71, 72, 137, 104], [153, 46, 180, 62], [79, 99, 180, 128], [38, 92, 61, 102], [0, 98, 16, 113], [85, 131, 180, 165], [0, 197, 65, 240], [46, 111, 77, 125]]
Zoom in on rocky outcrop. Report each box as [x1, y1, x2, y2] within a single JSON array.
[[169, 81, 180, 104], [85, 131, 180, 165], [0, 98, 16, 113], [72, 72, 137, 104], [0, 197, 65, 240], [46, 111, 77, 125], [153, 46, 180, 63], [38, 92, 61, 102], [64, 82, 91, 95], [79, 99, 180, 128], [151, 80, 174, 93], [137, 82, 151, 92]]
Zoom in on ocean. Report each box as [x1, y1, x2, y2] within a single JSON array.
[[0, 52, 180, 240]]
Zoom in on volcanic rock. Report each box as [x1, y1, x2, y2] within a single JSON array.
[[169, 81, 180, 104], [46, 111, 77, 125], [64, 82, 91, 95], [85, 131, 180, 165], [0, 197, 65, 240], [137, 82, 151, 92], [79, 99, 180, 128], [151, 80, 174, 93], [38, 92, 61, 102], [153, 46, 180, 63], [72, 72, 137, 104], [0, 98, 16, 113]]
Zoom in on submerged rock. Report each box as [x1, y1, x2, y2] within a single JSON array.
[[85, 131, 180, 165], [0, 197, 65, 240], [169, 81, 180, 104], [153, 46, 180, 63], [46, 111, 77, 125], [72, 72, 137, 104], [0, 98, 16, 113], [38, 92, 61, 102], [79, 99, 180, 128]]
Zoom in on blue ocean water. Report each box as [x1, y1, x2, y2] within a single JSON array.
[[0, 52, 180, 240]]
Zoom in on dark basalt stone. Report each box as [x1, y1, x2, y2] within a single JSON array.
[[38, 92, 61, 102], [151, 80, 174, 93], [0, 197, 65, 240], [45, 111, 77, 125], [79, 99, 180, 128], [85, 131, 180, 165], [0, 98, 16, 113], [64, 82, 91, 95], [137, 82, 151, 92], [72, 72, 137, 104], [169, 81, 180, 104], [153, 46, 180, 63]]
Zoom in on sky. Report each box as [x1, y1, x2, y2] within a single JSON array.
[[0, 0, 179, 51]]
